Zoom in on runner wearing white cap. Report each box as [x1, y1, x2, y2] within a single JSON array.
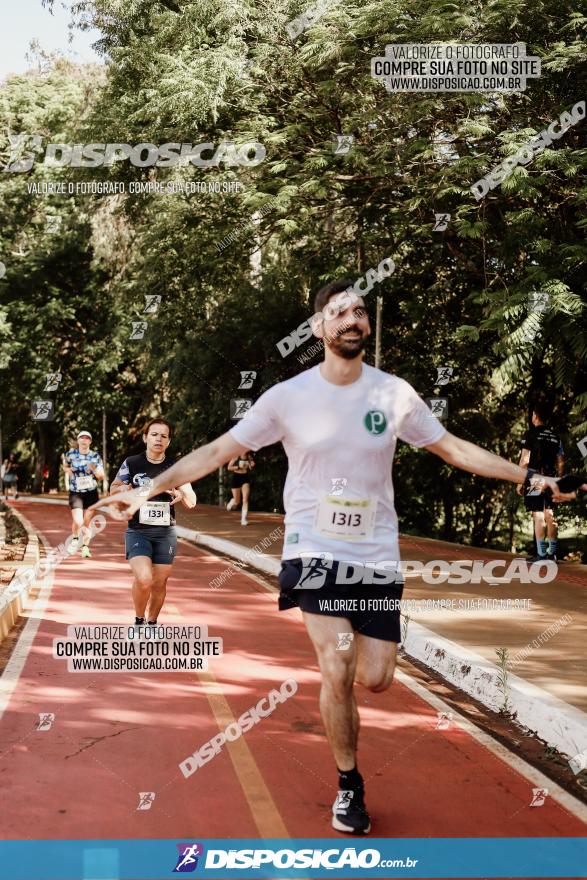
[[63, 431, 105, 558]]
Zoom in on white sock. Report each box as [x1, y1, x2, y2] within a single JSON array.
[[227, 499, 236, 511], [241, 507, 248, 523]]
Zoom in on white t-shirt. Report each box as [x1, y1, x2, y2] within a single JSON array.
[[229, 363, 446, 563]]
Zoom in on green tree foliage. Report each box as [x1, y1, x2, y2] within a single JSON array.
[[1, 0, 585, 548]]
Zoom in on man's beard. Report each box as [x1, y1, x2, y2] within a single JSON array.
[[325, 325, 368, 359]]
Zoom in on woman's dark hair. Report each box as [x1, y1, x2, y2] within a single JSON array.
[[143, 418, 173, 438]]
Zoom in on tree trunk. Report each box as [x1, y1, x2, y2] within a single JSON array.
[[442, 488, 454, 541], [34, 422, 58, 493]]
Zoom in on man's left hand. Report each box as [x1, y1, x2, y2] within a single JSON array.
[[542, 476, 587, 502]]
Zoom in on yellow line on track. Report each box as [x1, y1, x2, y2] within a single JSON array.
[[197, 667, 290, 838]]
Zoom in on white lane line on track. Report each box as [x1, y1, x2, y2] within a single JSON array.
[[395, 667, 587, 824], [0, 509, 55, 722]]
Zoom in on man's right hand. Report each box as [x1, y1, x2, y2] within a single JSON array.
[[89, 489, 144, 521]]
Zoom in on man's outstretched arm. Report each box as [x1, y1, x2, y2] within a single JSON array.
[[92, 432, 247, 519], [425, 431, 575, 500], [149, 433, 247, 494]]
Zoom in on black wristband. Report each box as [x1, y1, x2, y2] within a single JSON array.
[[556, 474, 587, 493]]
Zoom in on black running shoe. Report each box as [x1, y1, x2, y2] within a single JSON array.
[[526, 554, 547, 564], [545, 552, 558, 563], [332, 789, 371, 834]]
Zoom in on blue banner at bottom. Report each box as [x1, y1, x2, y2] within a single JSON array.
[[0, 838, 585, 879]]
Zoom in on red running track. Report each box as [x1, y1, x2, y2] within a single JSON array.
[[1, 500, 585, 847]]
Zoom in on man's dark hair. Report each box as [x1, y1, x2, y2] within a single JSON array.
[[313, 278, 357, 315], [532, 400, 552, 423], [143, 418, 173, 438]]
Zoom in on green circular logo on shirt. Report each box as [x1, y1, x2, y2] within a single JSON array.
[[364, 410, 387, 435]]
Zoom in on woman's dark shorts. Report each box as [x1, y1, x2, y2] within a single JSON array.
[[231, 472, 251, 489], [69, 490, 99, 510], [125, 527, 177, 565], [278, 557, 404, 643], [524, 490, 555, 512]]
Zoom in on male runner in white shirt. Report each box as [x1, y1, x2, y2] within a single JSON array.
[[94, 279, 580, 835]]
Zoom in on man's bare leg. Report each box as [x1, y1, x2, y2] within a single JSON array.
[[544, 506, 558, 557], [302, 612, 398, 833], [302, 612, 358, 769], [355, 636, 398, 692], [533, 510, 546, 555]]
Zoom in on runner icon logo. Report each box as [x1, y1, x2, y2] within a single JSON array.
[[136, 792, 156, 811], [45, 215, 62, 234], [230, 398, 253, 419], [433, 213, 450, 231], [2, 133, 43, 172], [173, 843, 204, 873], [333, 134, 354, 155], [37, 713, 55, 731], [426, 398, 448, 420], [336, 633, 354, 651], [295, 553, 334, 589], [435, 366, 453, 386], [130, 321, 148, 340], [144, 294, 161, 314], [44, 372, 62, 391], [329, 477, 347, 496], [530, 787, 548, 807], [238, 370, 256, 389], [568, 750, 587, 775], [334, 790, 353, 810], [529, 292, 550, 314], [31, 400, 54, 421], [435, 711, 452, 730]]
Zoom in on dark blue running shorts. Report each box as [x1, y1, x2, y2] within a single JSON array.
[[125, 527, 177, 565], [278, 557, 404, 643]]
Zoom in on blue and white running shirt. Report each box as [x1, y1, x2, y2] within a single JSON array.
[[65, 449, 103, 493]]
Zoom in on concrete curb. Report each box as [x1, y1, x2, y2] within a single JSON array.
[[0, 507, 41, 642], [175, 525, 283, 578], [7, 496, 68, 505], [177, 524, 587, 761], [402, 620, 587, 759]]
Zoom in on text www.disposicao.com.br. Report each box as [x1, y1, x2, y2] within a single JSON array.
[[70, 657, 202, 671]]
